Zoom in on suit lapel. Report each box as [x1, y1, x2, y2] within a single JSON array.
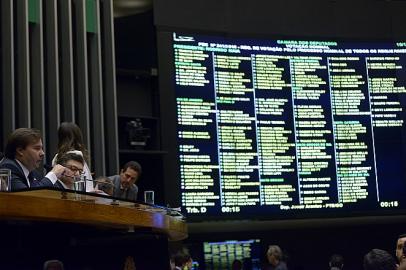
[[12, 159, 30, 187]]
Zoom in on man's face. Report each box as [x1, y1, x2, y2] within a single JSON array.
[[119, 168, 138, 189], [396, 236, 406, 262], [60, 160, 84, 188], [16, 139, 45, 171]]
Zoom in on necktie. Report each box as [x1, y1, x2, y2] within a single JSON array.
[[28, 172, 35, 186]]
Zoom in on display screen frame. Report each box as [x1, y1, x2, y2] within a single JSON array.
[[158, 30, 406, 224], [203, 239, 262, 270]]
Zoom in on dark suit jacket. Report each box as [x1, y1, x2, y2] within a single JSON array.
[[0, 158, 54, 191], [53, 180, 66, 190], [108, 175, 138, 201]]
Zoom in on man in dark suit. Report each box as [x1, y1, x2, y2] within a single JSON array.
[[53, 152, 85, 190], [0, 128, 67, 190]]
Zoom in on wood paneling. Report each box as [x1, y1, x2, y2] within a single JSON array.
[[0, 189, 187, 241]]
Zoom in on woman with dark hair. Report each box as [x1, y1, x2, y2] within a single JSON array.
[[52, 122, 93, 191]]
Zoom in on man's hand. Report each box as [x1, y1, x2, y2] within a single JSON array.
[[51, 164, 67, 178]]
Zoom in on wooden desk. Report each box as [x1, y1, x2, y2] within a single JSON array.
[[0, 189, 187, 241], [0, 189, 187, 269]]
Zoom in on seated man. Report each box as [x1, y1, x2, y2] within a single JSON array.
[[54, 152, 85, 190], [108, 161, 142, 201], [0, 128, 66, 190]]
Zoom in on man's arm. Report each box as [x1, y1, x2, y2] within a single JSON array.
[[30, 164, 67, 188], [29, 172, 54, 188]]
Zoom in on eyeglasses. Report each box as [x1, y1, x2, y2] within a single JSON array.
[[65, 165, 84, 175]]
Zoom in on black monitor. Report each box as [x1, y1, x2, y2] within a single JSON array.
[[203, 239, 261, 270], [158, 31, 406, 223]]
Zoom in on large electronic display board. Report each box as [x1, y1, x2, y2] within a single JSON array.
[[203, 239, 261, 270], [165, 32, 406, 221]]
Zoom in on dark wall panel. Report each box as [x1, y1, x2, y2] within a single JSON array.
[[114, 11, 157, 70], [388, 2, 406, 40], [1, 0, 16, 148], [154, 0, 228, 33], [154, 0, 406, 39], [0, 0, 118, 176], [333, 1, 391, 39]]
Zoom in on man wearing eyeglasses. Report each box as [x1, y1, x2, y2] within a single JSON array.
[[54, 152, 85, 190]]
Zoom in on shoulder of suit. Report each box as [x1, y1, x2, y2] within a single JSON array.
[[107, 175, 120, 185], [0, 159, 24, 176], [0, 158, 17, 167]]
